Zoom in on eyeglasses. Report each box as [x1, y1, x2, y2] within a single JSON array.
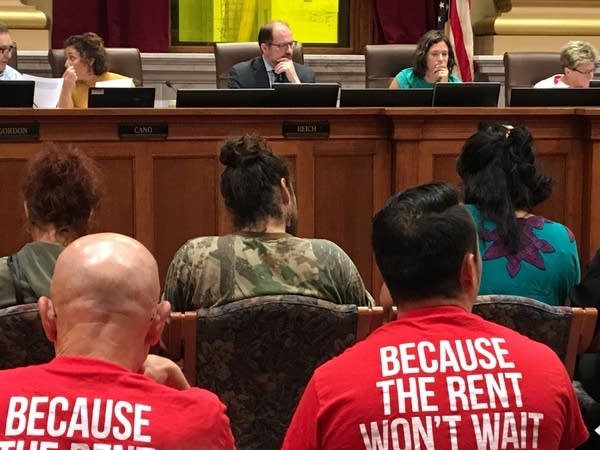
[[268, 41, 297, 49], [571, 66, 595, 75], [0, 45, 16, 55]]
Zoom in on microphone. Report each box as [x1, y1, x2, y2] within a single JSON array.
[[163, 81, 178, 108], [165, 80, 177, 92]]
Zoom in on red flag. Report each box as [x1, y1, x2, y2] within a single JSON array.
[[438, 0, 474, 82]]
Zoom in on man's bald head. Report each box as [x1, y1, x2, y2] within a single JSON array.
[[51, 233, 159, 315], [40, 233, 169, 369]]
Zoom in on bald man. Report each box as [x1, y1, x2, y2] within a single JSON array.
[[0, 233, 235, 449]]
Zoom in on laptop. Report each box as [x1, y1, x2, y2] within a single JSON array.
[[432, 82, 501, 107], [0, 80, 35, 107], [339, 88, 434, 107], [509, 87, 600, 106], [87, 87, 155, 108], [176, 89, 275, 107], [272, 83, 340, 107]]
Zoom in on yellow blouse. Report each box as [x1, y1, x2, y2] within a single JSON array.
[[71, 72, 132, 108]]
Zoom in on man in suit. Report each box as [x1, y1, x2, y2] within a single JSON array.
[[228, 20, 315, 88], [0, 22, 23, 80]]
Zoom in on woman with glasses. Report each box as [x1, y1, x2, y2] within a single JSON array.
[[0, 22, 22, 80], [389, 29, 461, 89], [228, 20, 315, 88], [534, 41, 597, 88], [57, 32, 133, 108]]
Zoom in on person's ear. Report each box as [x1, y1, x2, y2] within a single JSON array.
[[279, 178, 291, 205], [260, 43, 269, 54], [38, 296, 57, 343], [146, 300, 171, 347], [460, 252, 480, 299]]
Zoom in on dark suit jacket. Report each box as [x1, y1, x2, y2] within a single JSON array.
[[228, 56, 316, 89]]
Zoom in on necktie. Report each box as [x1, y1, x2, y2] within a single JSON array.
[[274, 72, 285, 83]]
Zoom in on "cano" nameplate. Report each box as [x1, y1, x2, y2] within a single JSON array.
[[118, 123, 168, 140]]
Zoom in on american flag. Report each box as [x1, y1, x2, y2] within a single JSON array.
[[438, 0, 474, 82]]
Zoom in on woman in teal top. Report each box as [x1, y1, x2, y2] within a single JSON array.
[[457, 123, 580, 306], [390, 29, 461, 89]]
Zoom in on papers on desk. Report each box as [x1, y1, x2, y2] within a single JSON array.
[[95, 78, 134, 88], [22, 74, 64, 108]]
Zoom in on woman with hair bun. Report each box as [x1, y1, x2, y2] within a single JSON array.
[[0, 145, 103, 307], [57, 32, 132, 108], [456, 122, 580, 306]]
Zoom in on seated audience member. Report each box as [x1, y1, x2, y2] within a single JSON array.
[[456, 122, 579, 306], [57, 32, 132, 108], [389, 29, 461, 89], [282, 181, 588, 449], [0, 232, 235, 448], [0, 22, 23, 80], [0, 146, 102, 308], [228, 20, 315, 88], [163, 134, 373, 310], [534, 40, 597, 88]]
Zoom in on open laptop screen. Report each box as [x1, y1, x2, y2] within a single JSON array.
[[0, 81, 35, 107], [88, 87, 155, 108], [432, 82, 501, 107], [272, 83, 339, 107], [339, 88, 434, 107], [176, 89, 274, 107], [509, 87, 600, 106]]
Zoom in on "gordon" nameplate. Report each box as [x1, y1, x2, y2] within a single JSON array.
[[0, 124, 39, 141], [118, 123, 168, 140]]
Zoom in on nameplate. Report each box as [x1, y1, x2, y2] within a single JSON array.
[[282, 121, 330, 138], [118, 123, 168, 140], [0, 124, 39, 141]]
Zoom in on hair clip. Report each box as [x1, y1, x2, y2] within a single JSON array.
[[501, 124, 514, 138]]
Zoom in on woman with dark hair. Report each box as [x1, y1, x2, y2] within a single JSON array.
[[0, 145, 103, 307], [456, 122, 579, 305], [389, 29, 461, 89], [57, 32, 132, 108], [164, 134, 373, 310]]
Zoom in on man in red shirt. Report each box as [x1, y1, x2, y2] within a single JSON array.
[[283, 182, 588, 450], [0, 232, 235, 449]]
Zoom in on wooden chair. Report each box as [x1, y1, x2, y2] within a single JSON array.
[[364, 44, 416, 88], [163, 295, 386, 450], [503, 51, 561, 105], [213, 42, 304, 89], [48, 47, 144, 86], [0, 303, 54, 369], [474, 295, 597, 378]]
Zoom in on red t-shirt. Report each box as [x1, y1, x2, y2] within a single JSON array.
[[0, 356, 235, 449], [283, 306, 588, 450]]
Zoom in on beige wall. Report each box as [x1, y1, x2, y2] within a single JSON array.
[[23, 0, 51, 21], [471, 0, 497, 23]]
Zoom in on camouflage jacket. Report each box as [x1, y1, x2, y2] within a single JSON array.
[[0, 242, 63, 309], [163, 232, 374, 311]]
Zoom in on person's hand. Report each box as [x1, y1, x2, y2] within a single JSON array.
[[62, 65, 77, 90], [274, 58, 300, 83], [141, 354, 190, 390], [434, 65, 449, 83]]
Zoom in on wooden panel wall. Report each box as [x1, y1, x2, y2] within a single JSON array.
[[0, 107, 596, 297]]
